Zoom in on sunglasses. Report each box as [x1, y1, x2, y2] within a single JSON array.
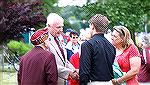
[[114, 28, 125, 36], [72, 36, 79, 39]]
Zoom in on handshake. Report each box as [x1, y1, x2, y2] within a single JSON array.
[[69, 69, 79, 80]]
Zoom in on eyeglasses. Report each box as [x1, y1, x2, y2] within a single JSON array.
[[114, 28, 125, 36], [72, 36, 79, 39]]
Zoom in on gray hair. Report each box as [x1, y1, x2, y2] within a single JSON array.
[[46, 13, 64, 26], [142, 35, 150, 48]]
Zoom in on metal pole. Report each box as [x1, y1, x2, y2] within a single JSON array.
[[144, 15, 148, 34], [2, 46, 4, 72]]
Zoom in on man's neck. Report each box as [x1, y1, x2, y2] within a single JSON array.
[[92, 32, 104, 36], [40, 45, 48, 50], [72, 42, 78, 46]]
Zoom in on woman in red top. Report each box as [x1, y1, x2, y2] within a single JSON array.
[[111, 26, 141, 85]]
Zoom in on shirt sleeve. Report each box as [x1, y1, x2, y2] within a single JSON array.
[[45, 53, 58, 85], [58, 60, 75, 79], [17, 57, 24, 85], [146, 49, 150, 71], [129, 44, 140, 59], [79, 41, 93, 85]]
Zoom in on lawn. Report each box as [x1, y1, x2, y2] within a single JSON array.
[[0, 48, 18, 85], [0, 64, 18, 85], [0, 71, 17, 85]]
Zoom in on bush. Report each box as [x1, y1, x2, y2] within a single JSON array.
[[7, 40, 33, 56]]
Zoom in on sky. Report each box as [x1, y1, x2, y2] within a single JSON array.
[[58, 0, 96, 7]]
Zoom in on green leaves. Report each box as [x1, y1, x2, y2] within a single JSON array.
[[7, 40, 33, 56], [0, 2, 46, 43], [41, 0, 58, 17], [79, 0, 150, 33]]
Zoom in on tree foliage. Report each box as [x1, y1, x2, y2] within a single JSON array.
[[41, 0, 59, 17], [78, 0, 150, 39], [0, 1, 46, 43], [7, 40, 33, 56], [61, 6, 83, 32]]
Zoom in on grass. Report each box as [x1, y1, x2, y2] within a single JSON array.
[[0, 71, 17, 85], [0, 46, 18, 85], [0, 64, 18, 85]]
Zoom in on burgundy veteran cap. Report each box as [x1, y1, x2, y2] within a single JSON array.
[[30, 28, 49, 45]]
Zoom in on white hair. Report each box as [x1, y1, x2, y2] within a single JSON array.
[[46, 13, 64, 26]]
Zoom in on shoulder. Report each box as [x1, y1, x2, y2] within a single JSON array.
[[40, 51, 55, 62], [81, 39, 93, 47], [44, 51, 54, 57], [126, 44, 140, 57], [33, 47, 54, 59], [128, 44, 139, 51], [66, 41, 72, 46]]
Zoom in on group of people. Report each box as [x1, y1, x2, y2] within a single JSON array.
[[17, 13, 150, 85]]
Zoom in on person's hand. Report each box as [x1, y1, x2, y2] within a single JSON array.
[[111, 79, 116, 85], [111, 79, 120, 85], [75, 69, 79, 73], [69, 71, 79, 80]]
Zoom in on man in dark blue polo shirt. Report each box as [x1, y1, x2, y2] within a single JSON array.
[[79, 14, 116, 85]]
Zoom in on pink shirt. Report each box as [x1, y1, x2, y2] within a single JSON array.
[[116, 44, 140, 85]]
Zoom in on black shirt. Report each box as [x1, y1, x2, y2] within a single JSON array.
[[79, 33, 116, 85]]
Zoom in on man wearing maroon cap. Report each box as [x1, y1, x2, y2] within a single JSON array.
[[18, 28, 58, 85], [46, 13, 79, 85]]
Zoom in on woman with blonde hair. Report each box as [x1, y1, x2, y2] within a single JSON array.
[[111, 26, 141, 85]]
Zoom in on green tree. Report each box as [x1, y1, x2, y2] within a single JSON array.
[[79, 0, 150, 41], [41, 0, 60, 17], [61, 6, 83, 32]]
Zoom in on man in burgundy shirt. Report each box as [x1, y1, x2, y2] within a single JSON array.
[[18, 28, 58, 85]]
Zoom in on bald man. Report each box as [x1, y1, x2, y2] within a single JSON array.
[[45, 13, 79, 85]]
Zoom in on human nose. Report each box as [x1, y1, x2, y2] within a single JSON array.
[[111, 36, 114, 41], [59, 27, 63, 31]]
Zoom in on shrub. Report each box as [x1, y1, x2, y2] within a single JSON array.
[[7, 40, 33, 56]]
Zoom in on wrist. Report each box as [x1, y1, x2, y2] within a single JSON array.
[[116, 78, 123, 84], [116, 79, 120, 84]]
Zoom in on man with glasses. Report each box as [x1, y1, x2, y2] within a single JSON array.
[[66, 31, 80, 60]]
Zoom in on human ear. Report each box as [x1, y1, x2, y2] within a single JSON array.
[[90, 23, 95, 30]]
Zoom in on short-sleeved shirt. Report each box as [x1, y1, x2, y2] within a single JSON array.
[[116, 44, 140, 85]]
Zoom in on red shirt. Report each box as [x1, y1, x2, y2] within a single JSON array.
[[116, 44, 140, 85], [63, 35, 70, 43], [68, 52, 80, 85]]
